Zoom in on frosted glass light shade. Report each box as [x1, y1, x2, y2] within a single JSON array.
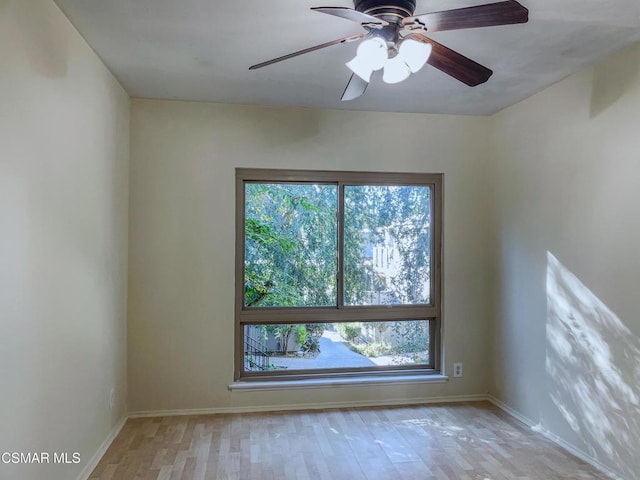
[[398, 39, 432, 73], [383, 56, 411, 84], [346, 56, 373, 82], [356, 37, 388, 71]]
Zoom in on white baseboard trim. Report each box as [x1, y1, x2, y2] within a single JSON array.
[[486, 394, 536, 425], [487, 395, 623, 480], [76, 415, 127, 480], [128, 393, 488, 418]]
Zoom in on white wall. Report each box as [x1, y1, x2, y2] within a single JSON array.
[[128, 99, 493, 412], [0, 1, 129, 479], [490, 42, 640, 479]]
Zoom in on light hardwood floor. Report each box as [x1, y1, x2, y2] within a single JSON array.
[[89, 401, 610, 480]]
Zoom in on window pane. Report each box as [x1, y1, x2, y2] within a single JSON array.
[[344, 185, 431, 306], [244, 321, 430, 372], [244, 183, 337, 307]]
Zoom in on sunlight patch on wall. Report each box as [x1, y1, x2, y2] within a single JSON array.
[[546, 251, 640, 479]]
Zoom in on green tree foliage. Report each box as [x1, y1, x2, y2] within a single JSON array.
[[344, 185, 431, 305], [258, 323, 326, 355], [244, 182, 431, 355], [245, 183, 431, 307], [336, 323, 362, 342], [302, 323, 325, 353], [261, 325, 296, 355], [244, 183, 337, 308], [390, 321, 430, 359]]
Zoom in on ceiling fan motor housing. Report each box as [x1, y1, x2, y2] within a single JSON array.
[[354, 0, 416, 42], [354, 0, 417, 23]]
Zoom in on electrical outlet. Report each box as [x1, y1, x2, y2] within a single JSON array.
[[453, 363, 463, 378], [109, 388, 115, 409]]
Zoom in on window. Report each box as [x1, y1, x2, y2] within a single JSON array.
[[235, 169, 442, 381]]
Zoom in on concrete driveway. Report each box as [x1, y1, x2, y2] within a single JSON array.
[[269, 330, 375, 370]]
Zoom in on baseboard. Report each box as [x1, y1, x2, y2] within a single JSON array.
[[75, 415, 127, 480], [487, 394, 536, 426], [128, 393, 488, 418], [487, 395, 623, 480]]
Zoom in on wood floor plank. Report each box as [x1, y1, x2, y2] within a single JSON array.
[[89, 402, 613, 480]]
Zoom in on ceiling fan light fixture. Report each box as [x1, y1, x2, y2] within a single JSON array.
[[383, 55, 411, 84], [355, 37, 388, 71], [398, 39, 432, 73], [346, 56, 374, 82]]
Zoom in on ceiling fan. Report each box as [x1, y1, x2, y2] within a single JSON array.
[[249, 0, 528, 101]]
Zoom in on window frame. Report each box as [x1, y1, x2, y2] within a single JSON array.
[[235, 168, 443, 381]]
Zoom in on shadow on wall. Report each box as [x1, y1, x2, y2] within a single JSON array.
[[545, 252, 640, 480], [590, 43, 640, 119]]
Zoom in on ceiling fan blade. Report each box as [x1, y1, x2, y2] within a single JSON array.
[[341, 74, 369, 101], [311, 7, 389, 28], [249, 33, 364, 70], [405, 1, 528, 33], [406, 33, 492, 86]]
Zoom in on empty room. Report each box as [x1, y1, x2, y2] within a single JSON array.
[[2, 0, 640, 479]]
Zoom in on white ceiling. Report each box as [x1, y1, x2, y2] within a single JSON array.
[[54, 0, 640, 115]]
